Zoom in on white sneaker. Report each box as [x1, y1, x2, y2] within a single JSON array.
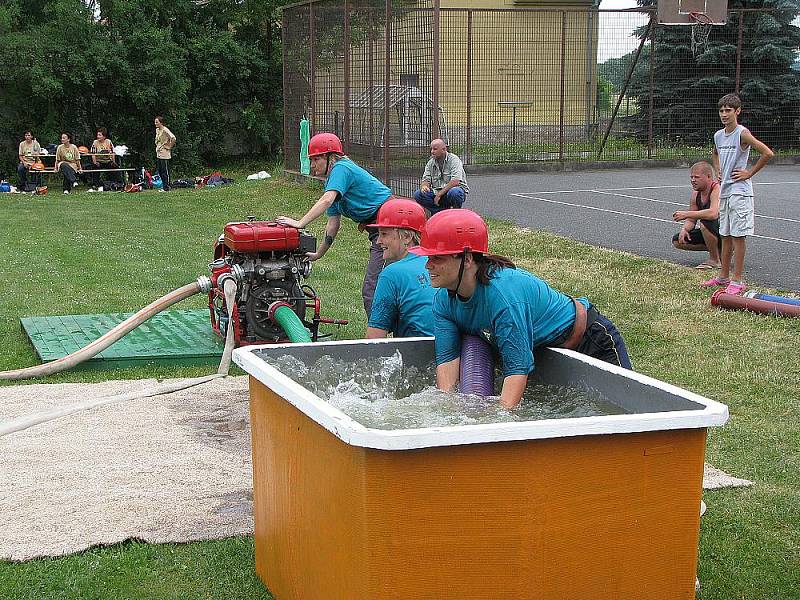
[[97, 186, 104, 192], [73, 181, 79, 188], [87, 188, 96, 193], [63, 190, 70, 195]]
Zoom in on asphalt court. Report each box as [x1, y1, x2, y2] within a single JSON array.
[[469, 165, 799, 292]]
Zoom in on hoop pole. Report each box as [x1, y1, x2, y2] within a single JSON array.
[[598, 16, 654, 159], [735, 10, 744, 94]]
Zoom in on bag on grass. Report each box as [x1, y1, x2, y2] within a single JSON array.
[[102, 181, 125, 192], [172, 179, 194, 188]]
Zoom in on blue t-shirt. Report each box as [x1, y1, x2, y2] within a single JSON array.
[[432, 267, 589, 376], [324, 159, 392, 223], [368, 254, 436, 337]]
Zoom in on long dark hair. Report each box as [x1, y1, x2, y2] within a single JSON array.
[[474, 253, 515, 285]]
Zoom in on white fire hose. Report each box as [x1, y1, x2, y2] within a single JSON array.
[[0, 277, 239, 438]]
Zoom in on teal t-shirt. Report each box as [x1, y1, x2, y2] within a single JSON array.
[[324, 158, 392, 223], [368, 254, 436, 337], [432, 267, 589, 376]]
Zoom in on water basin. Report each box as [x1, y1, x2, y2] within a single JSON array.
[[234, 337, 728, 600]]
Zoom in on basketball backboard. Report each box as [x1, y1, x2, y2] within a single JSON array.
[[658, 0, 727, 25]]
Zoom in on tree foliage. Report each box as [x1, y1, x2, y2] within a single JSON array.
[[0, 0, 291, 175], [625, 0, 800, 148]]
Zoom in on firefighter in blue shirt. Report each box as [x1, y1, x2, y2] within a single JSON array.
[[365, 198, 436, 339], [276, 132, 392, 315], [410, 209, 632, 408]]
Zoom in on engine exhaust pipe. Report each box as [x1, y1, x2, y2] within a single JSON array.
[[0, 277, 212, 381]]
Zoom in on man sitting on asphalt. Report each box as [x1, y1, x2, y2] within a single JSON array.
[[413, 138, 469, 215], [365, 198, 436, 339], [672, 161, 722, 270]]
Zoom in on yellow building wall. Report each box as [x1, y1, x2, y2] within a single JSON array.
[[439, 7, 600, 127], [311, 1, 600, 138]]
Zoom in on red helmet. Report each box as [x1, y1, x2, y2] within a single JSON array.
[[410, 209, 489, 256], [367, 197, 426, 233], [307, 132, 343, 158], [31, 161, 45, 171]]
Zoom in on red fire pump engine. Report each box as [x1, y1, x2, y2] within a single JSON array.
[[208, 218, 347, 345]]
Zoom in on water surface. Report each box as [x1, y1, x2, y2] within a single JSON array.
[[268, 350, 627, 430]]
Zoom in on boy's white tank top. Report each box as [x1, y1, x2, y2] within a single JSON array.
[[714, 125, 752, 197]]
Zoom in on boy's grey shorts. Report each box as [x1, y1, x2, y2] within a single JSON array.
[[719, 194, 754, 237]]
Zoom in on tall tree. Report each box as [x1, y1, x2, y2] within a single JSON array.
[[0, 0, 290, 175], [626, 0, 800, 148]]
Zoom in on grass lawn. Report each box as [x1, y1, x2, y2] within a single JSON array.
[[1, 173, 798, 599]]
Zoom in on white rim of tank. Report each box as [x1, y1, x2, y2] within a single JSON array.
[[233, 339, 729, 451]]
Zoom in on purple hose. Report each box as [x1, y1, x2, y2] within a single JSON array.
[[743, 292, 800, 307], [459, 335, 495, 397]]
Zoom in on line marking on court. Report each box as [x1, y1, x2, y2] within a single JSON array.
[[512, 193, 800, 245], [589, 190, 800, 223], [519, 181, 800, 195]]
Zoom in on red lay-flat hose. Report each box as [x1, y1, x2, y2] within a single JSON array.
[[0, 280, 207, 381], [711, 290, 800, 318]]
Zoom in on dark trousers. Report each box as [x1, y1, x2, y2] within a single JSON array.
[[156, 158, 171, 191], [574, 308, 633, 370], [59, 164, 77, 192], [362, 228, 385, 317], [414, 187, 466, 215], [85, 161, 118, 186], [17, 163, 31, 188]]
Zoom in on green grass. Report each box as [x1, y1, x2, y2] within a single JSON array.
[[1, 174, 798, 599]]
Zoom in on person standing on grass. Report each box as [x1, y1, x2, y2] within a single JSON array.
[[154, 116, 176, 192], [701, 93, 773, 295], [276, 132, 393, 316], [411, 209, 631, 409], [54, 132, 81, 195], [365, 198, 436, 339], [17, 130, 42, 190], [413, 138, 469, 215], [672, 161, 722, 270]]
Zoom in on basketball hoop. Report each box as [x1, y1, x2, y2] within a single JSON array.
[[689, 11, 714, 58]]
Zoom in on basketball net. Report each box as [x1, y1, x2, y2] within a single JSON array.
[[690, 11, 714, 58]]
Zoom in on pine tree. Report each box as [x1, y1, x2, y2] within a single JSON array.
[[626, 0, 800, 149]]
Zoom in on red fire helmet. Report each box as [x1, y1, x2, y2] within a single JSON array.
[[307, 132, 343, 158], [367, 197, 426, 233], [410, 209, 490, 256]]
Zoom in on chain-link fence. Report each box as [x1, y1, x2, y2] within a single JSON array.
[[283, 2, 800, 193]]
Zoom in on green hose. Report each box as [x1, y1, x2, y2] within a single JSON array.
[[272, 304, 312, 343]]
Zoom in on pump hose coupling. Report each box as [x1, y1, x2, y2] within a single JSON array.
[[216, 264, 245, 290], [267, 301, 294, 322], [196, 276, 213, 293]]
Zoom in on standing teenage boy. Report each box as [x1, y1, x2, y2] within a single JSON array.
[[701, 93, 773, 295]]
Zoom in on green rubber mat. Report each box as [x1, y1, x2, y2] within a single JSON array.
[[20, 309, 224, 370]]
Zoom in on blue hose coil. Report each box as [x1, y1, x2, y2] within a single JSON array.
[[743, 292, 800, 307]]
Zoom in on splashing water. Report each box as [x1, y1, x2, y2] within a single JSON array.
[[268, 351, 627, 430]]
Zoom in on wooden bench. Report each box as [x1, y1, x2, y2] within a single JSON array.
[[28, 167, 137, 186]]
